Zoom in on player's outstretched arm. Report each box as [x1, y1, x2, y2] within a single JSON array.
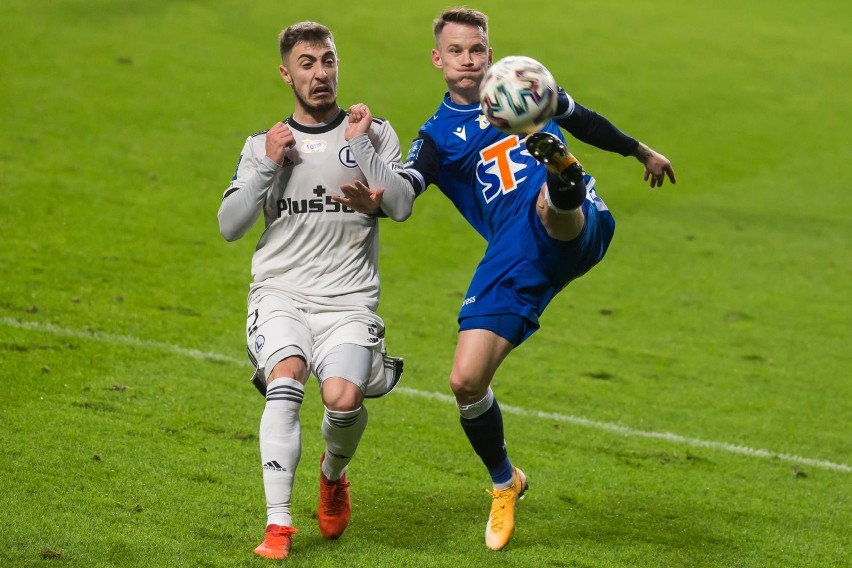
[[333, 181, 384, 215], [632, 142, 676, 188]]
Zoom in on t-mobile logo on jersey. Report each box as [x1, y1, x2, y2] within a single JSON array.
[[276, 184, 358, 217]]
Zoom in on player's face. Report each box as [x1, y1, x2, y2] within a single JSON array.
[[432, 22, 492, 104], [280, 39, 339, 120]]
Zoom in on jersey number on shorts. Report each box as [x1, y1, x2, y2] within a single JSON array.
[[247, 308, 259, 337]]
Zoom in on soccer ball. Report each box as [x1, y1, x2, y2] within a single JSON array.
[[480, 56, 558, 135]]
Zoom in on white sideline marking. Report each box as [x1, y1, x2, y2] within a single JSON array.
[[397, 388, 852, 473], [1, 316, 241, 364], [4, 316, 850, 474]]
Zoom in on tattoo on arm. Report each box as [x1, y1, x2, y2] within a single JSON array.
[[632, 142, 652, 164]]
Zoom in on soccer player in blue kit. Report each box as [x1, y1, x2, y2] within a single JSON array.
[[340, 7, 676, 551]]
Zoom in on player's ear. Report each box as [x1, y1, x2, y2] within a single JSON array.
[[279, 64, 292, 85], [431, 48, 443, 69]]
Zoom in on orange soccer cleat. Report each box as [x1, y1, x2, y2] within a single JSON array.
[[253, 524, 298, 559], [318, 453, 352, 539]]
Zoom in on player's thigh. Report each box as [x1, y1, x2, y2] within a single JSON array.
[[315, 343, 372, 411], [450, 327, 515, 401], [246, 290, 312, 383], [536, 186, 586, 241]]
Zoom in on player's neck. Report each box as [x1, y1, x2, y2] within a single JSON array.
[[292, 105, 341, 126], [448, 88, 479, 106]]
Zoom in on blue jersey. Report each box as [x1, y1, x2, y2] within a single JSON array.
[[403, 95, 561, 241], [401, 93, 615, 342]]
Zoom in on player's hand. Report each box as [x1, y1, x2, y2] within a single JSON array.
[[635, 143, 676, 188], [345, 103, 373, 141], [265, 122, 295, 166], [332, 180, 384, 215]]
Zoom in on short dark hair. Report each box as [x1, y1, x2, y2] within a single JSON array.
[[432, 7, 488, 42], [278, 21, 335, 62]]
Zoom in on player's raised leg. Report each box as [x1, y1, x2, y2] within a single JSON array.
[[526, 132, 587, 212]]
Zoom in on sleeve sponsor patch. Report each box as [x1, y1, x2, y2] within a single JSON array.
[[404, 139, 423, 167]]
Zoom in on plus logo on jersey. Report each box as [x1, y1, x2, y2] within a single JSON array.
[[476, 135, 531, 203], [277, 185, 357, 217]]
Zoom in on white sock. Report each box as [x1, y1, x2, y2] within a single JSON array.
[[457, 388, 495, 419], [321, 406, 368, 481], [259, 377, 304, 527]]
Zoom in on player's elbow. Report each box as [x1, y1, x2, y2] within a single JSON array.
[[385, 204, 413, 222], [220, 230, 240, 242], [217, 214, 243, 242], [219, 226, 240, 242]]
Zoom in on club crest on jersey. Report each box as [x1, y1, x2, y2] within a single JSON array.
[[254, 335, 265, 353], [476, 135, 529, 203], [300, 138, 327, 153], [339, 146, 358, 168], [477, 115, 491, 130]]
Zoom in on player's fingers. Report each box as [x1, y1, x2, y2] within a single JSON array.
[[666, 167, 677, 184]]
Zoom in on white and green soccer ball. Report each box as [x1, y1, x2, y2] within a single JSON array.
[[479, 55, 558, 135]]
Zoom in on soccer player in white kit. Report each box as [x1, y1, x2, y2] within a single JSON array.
[[217, 21, 414, 559]]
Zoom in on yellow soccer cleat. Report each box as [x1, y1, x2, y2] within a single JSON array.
[[525, 131, 585, 190], [253, 524, 298, 559], [484, 467, 529, 551]]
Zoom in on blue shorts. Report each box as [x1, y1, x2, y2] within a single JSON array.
[[457, 182, 615, 345], [458, 314, 534, 346]]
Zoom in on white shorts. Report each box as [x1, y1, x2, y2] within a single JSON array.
[[246, 288, 402, 398]]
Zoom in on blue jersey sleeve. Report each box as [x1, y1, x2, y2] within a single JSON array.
[[554, 89, 639, 157], [400, 132, 442, 195]]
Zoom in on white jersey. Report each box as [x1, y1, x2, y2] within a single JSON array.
[[218, 110, 402, 312]]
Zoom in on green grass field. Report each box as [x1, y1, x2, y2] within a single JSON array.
[[2, 1, 850, 566]]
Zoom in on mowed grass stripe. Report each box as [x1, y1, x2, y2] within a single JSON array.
[[5, 315, 849, 474]]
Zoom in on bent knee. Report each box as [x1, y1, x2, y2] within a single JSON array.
[[449, 368, 489, 405], [321, 377, 364, 411]]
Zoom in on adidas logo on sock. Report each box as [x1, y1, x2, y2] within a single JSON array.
[[262, 461, 287, 472]]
